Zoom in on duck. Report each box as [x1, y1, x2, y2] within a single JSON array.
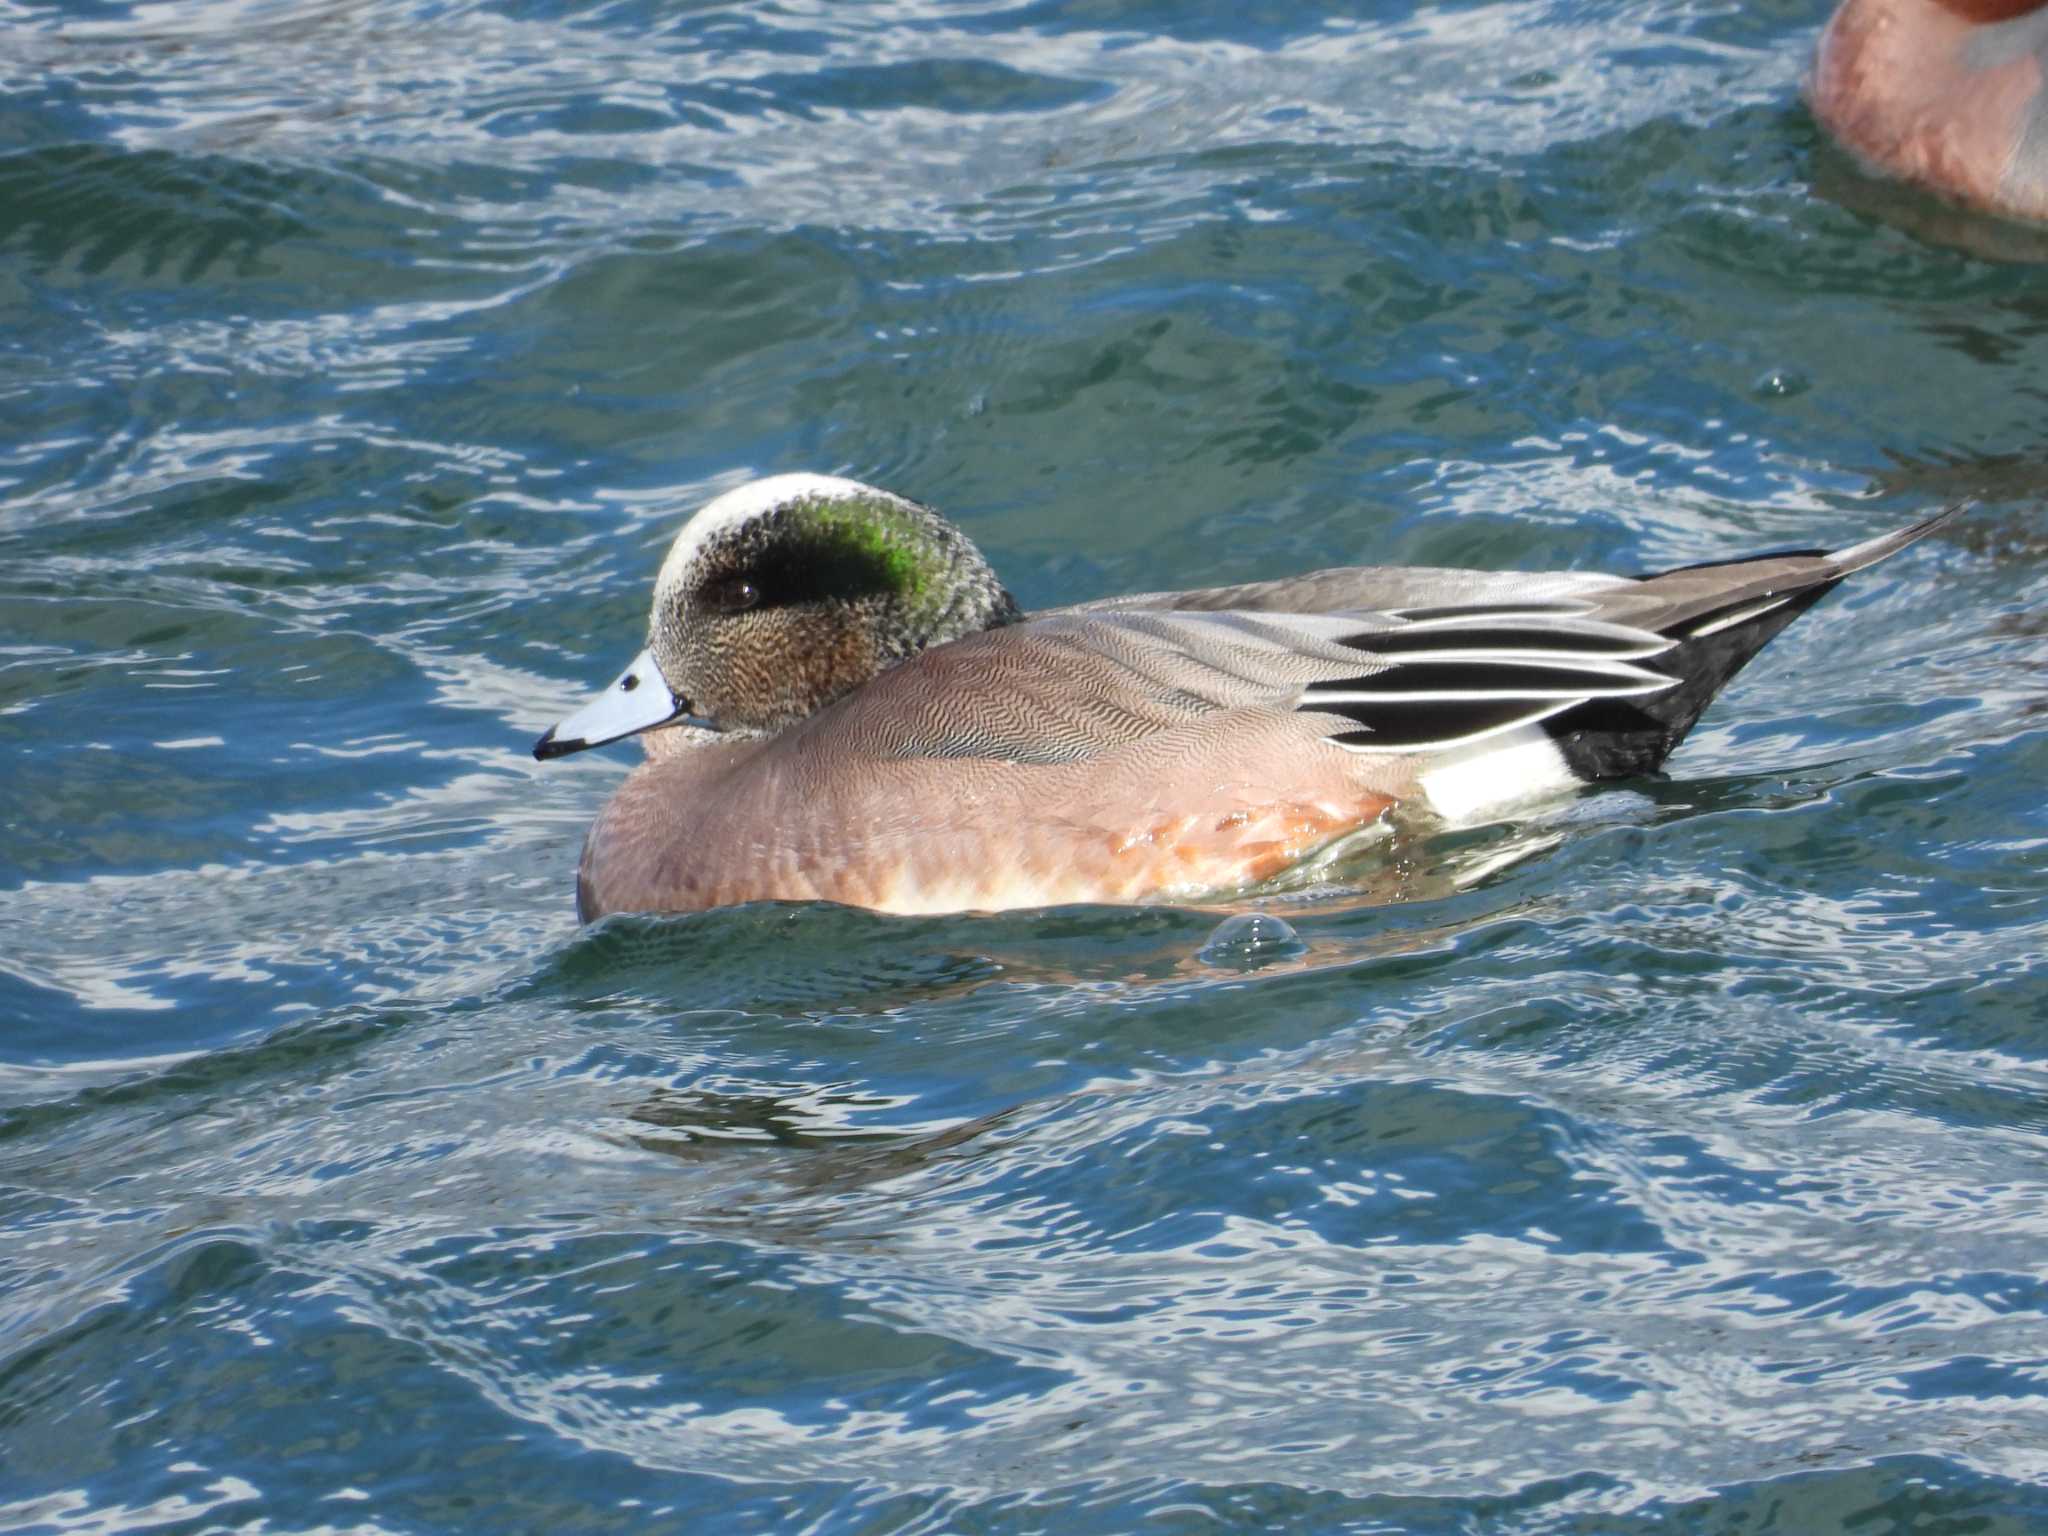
[[1810, 0, 2048, 223], [533, 473, 1953, 920]]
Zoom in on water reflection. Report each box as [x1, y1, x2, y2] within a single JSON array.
[[7, 949, 2045, 1501], [4, 0, 2048, 1525], [7, 0, 1799, 244]]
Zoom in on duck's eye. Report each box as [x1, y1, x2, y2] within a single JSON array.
[[701, 578, 760, 615]]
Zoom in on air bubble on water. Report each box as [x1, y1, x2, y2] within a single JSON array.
[[1197, 912, 1306, 970], [1752, 368, 1809, 399]]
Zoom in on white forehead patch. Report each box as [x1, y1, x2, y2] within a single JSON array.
[[654, 473, 905, 596]]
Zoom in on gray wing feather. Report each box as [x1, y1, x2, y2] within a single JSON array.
[[840, 605, 1681, 763], [840, 507, 1956, 765], [1054, 564, 1627, 620]]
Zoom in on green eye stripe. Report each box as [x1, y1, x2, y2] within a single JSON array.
[[791, 492, 946, 615]]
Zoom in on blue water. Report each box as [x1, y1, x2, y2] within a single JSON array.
[[4, 0, 2048, 1530]]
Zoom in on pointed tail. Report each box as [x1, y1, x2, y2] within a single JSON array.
[[1825, 501, 1967, 576], [1546, 503, 1960, 781]]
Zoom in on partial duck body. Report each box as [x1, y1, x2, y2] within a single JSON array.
[[1812, 0, 2048, 222]]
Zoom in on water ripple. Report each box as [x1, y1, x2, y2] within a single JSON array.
[[4, 0, 2048, 1529]]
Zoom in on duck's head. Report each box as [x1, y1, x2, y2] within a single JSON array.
[[534, 473, 1019, 759]]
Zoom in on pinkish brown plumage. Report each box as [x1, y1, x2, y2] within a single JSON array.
[[1812, 0, 2048, 222], [534, 475, 1954, 920]]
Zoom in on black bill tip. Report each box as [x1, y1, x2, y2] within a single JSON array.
[[533, 727, 587, 762]]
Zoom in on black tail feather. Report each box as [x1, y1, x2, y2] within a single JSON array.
[[1541, 581, 1839, 780]]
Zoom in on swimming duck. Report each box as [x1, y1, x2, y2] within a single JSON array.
[[534, 474, 1951, 919], [1811, 0, 2048, 223]]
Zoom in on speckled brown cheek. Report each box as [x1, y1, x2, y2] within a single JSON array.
[[689, 606, 888, 731]]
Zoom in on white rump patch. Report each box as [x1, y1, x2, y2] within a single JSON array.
[[1418, 726, 1581, 825]]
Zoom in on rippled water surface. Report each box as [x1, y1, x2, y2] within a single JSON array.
[[5, 0, 2048, 1530]]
